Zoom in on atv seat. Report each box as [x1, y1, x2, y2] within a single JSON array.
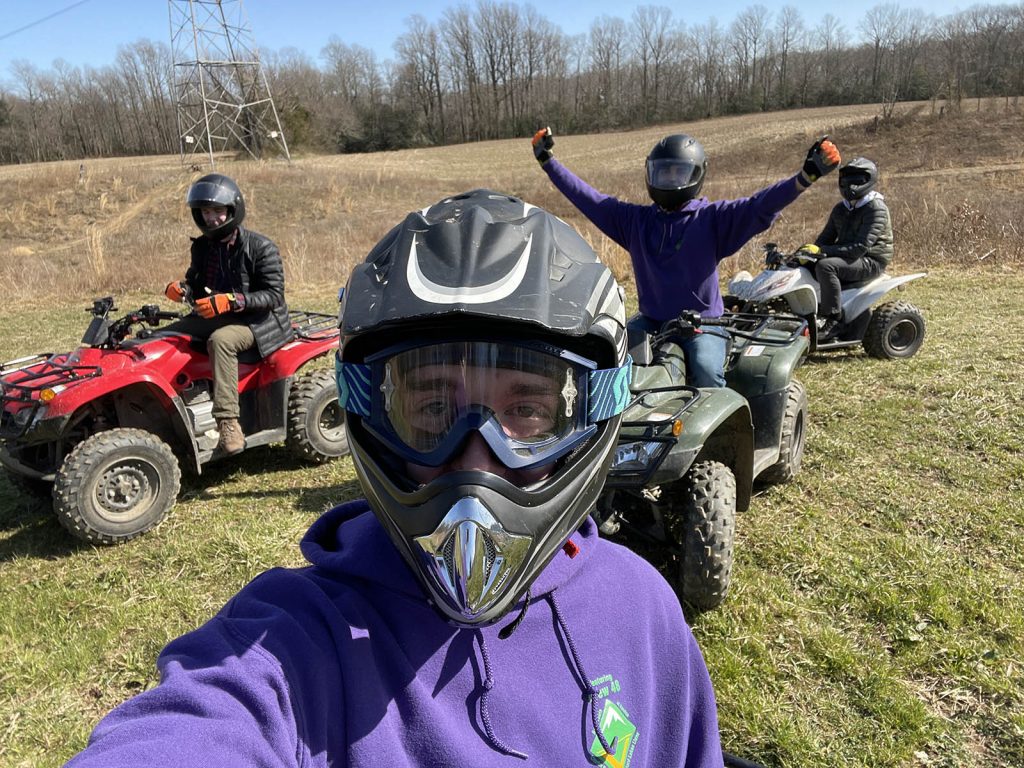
[[188, 338, 264, 365]]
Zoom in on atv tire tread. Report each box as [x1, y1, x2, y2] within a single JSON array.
[[863, 300, 926, 359], [759, 379, 808, 485], [286, 369, 349, 464], [668, 460, 737, 613], [53, 428, 181, 545]]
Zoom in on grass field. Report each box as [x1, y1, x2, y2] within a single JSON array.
[[1, 101, 1023, 767]]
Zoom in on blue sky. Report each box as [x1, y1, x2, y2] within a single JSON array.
[[2, 0, 970, 84]]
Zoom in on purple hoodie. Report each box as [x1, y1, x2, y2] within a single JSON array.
[[543, 158, 805, 322], [67, 501, 724, 767]]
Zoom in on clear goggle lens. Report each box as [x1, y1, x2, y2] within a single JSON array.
[[337, 340, 631, 470]]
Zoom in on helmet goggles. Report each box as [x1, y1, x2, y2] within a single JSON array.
[[337, 339, 631, 470], [647, 158, 703, 190]]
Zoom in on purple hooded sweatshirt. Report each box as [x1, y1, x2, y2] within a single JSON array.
[[66, 500, 724, 767], [542, 158, 806, 322]]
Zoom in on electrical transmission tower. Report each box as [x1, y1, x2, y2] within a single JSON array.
[[168, 0, 290, 167]]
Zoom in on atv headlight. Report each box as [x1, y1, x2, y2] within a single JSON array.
[[11, 406, 43, 429], [611, 440, 663, 471]]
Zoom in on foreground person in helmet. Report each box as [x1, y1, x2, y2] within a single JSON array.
[[66, 190, 725, 767], [797, 157, 894, 339], [162, 173, 292, 456], [532, 127, 840, 387]]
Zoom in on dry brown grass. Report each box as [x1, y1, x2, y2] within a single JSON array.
[[0, 100, 1021, 308]]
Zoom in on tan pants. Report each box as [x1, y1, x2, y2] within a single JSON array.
[[164, 316, 256, 420]]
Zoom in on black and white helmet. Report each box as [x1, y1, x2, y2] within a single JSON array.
[[839, 157, 879, 202], [186, 173, 246, 239], [336, 189, 630, 626]]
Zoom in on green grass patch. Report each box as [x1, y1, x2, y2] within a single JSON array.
[[1, 272, 1023, 767]]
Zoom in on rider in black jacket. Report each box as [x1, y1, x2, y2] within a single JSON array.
[[164, 174, 292, 455], [798, 157, 893, 339]]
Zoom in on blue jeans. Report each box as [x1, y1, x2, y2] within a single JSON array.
[[680, 330, 728, 388], [630, 315, 729, 388]]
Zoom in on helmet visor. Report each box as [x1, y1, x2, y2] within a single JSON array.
[[187, 179, 232, 208], [647, 158, 703, 191], [337, 339, 631, 470]]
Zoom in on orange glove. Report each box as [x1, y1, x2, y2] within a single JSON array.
[[164, 280, 186, 303], [195, 293, 235, 318], [799, 136, 841, 185], [532, 127, 554, 165]]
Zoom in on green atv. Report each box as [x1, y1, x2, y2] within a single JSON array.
[[595, 311, 809, 612]]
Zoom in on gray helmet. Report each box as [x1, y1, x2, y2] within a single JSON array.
[[839, 157, 878, 201], [186, 173, 245, 239], [645, 134, 707, 210], [336, 189, 630, 626]]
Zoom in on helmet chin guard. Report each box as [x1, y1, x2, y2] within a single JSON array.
[[414, 497, 533, 621]]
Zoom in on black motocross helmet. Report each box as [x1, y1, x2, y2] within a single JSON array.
[[336, 189, 630, 627], [186, 173, 245, 239], [645, 134, 708, 211], [839, 157, 879, 202]]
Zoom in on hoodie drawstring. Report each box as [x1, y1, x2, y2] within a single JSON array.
[[476, 629, 529, 760], [548, 591, 618, 759]]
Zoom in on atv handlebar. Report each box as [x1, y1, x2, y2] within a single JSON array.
[[82, 298, 184, 349], [762, 242, 818, 269]]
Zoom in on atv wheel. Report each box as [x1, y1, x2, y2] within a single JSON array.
[[53, 428, 181, 545], [665, 460, 737, 612], [863, 300, 926, 359], [759, 379, 808, 485], [286, 369, 349, 463]]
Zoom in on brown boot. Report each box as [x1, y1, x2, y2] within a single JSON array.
[[215, 418, 245, 456]]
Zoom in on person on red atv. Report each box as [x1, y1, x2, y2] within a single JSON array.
[[66, 190, 726, 768], [796, 157, 894, 340], [532, 128, 840, 387], [163, 173, 292, 455]]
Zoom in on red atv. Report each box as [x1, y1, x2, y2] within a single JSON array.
[[0, 296, 347, 544]]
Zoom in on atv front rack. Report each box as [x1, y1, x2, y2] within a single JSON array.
[[606, 381, 703, 487], [0, 354, 101, 438]]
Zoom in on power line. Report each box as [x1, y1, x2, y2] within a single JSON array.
[[0, 0, 92, 44]]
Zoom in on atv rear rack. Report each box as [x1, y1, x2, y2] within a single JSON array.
[[289, 310, 339, 341], [718, 311, 808, 346]]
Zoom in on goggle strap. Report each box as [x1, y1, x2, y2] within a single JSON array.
[[336, 356, 633, 423], [587, 355, 632, 422], [337, 361, 372, 417]]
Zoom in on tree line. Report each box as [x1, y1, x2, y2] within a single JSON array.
[[1, 1, 1022, 164]]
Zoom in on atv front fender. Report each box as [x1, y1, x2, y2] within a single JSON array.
[[674, 388, 755, 511]]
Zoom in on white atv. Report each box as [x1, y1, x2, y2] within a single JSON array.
[[727, 243, 927, 358]]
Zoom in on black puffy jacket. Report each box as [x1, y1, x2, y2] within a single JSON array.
[[185, 226, 293, 357], [814, 196, 894, 266]]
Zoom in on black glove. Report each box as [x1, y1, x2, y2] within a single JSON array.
[[799, 136, 841, 186], [532, 127, 554, 165]]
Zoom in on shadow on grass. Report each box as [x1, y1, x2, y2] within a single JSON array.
[[0, 446, 363, 562], [178, 445, 363, 514], [0, 494, 86, 561], [803, 348, 867, 366]]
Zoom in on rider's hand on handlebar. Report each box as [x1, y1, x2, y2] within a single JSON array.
[[195, 293, 236, 319], [164, 280, 186, 303], [795, 243, 821, 264], [532, 127, 554, 165], [798, 136, 841, 186]]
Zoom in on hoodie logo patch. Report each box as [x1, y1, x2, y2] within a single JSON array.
[[406, 234, 533, 305], [589, 697, 638, 767]]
